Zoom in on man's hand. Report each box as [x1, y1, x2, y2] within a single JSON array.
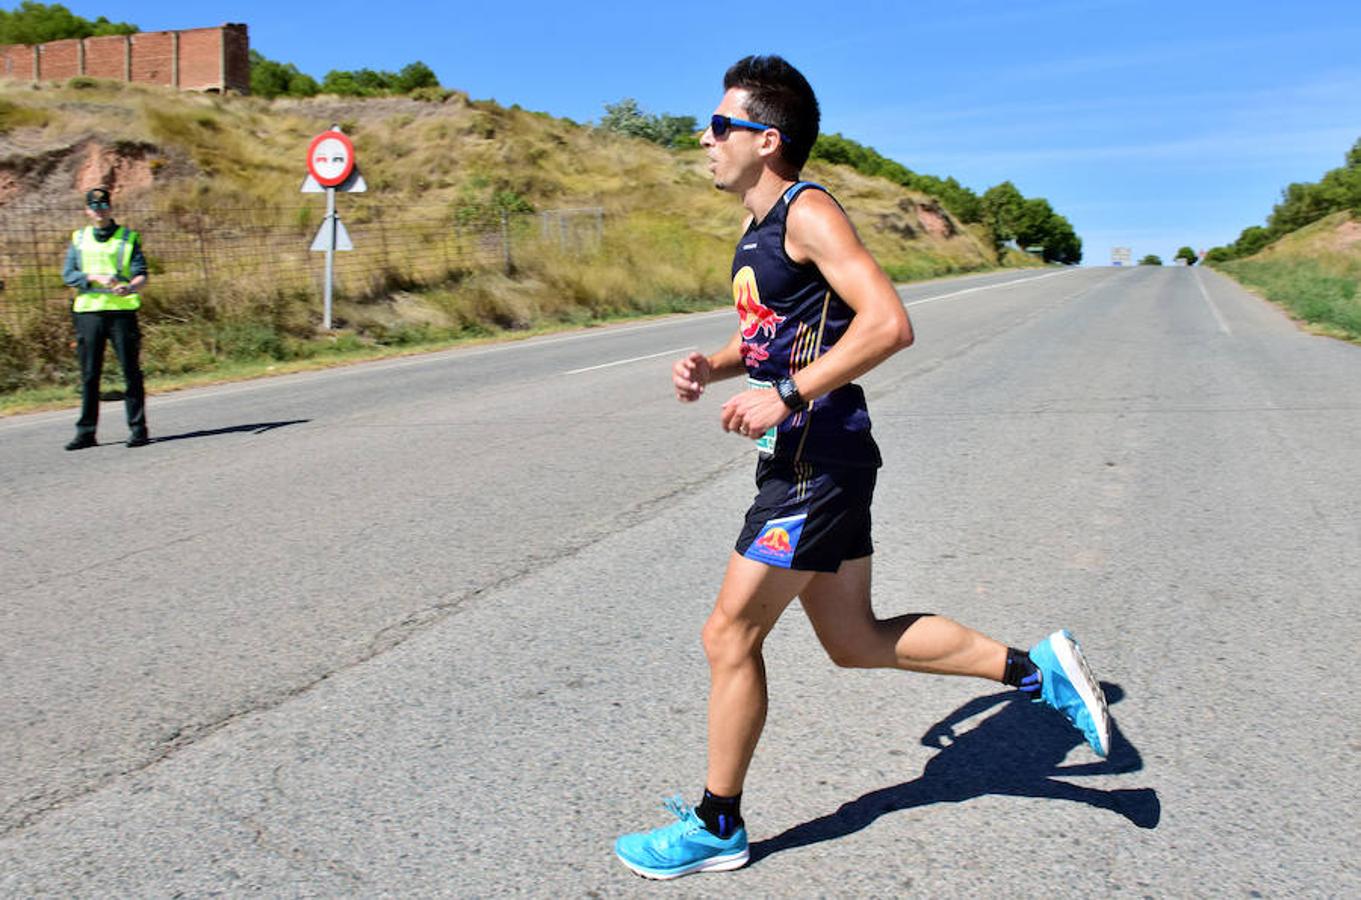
[[673, 351, 712, 402], [720, 387, 789, 440]]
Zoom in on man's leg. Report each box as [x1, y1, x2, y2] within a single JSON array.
[[72, 312, 106, 442], [800, 557, 1110, 756], [108, 312, 147, 442], [614, 553, 814, 880], [799, 556, 1006, 678], [702, 552, 816, 795]]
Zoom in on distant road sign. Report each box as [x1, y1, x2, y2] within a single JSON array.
[[307, 130, 356, 188], [1111, 247, 1132, 267]]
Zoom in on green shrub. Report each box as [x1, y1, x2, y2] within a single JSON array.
[[1219, 258, 1361, 339]]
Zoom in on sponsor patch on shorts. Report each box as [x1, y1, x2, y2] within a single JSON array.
[[743, 513, 807, 568]]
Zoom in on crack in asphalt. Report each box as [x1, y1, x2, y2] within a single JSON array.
[[0, 451, 752, 839]]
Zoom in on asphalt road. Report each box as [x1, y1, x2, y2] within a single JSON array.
[[1, 267, 1358, 896]]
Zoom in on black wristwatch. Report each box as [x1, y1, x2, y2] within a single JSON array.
[[776, 377, 808, 412]]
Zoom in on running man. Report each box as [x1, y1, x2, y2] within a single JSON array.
[[614, 56, 1110, 880]]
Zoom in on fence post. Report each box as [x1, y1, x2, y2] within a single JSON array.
[[195, 214, 212, 299], [29, 221, 48, 330], [501, 210, 512, 275]]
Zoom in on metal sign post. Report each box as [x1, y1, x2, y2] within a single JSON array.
[[302, 125, 365, 330]]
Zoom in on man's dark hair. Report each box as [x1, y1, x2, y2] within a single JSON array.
[[723, 55, 820, 170]]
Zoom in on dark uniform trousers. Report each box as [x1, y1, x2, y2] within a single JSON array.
[[73, 310, 146, 438]]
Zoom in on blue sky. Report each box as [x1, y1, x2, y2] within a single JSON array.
[[57, 0, 1361, 264]]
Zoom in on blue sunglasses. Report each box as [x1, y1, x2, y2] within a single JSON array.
[[710, 114, 786, 143]]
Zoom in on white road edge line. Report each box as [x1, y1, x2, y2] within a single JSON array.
[[566, 271, 1082, 376], [904, 268, 1074, 307], [1193, 269, 1232, 336], [1, 271, 1075, 429], [565, 347, 695, 375]]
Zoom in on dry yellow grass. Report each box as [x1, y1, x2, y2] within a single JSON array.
[[1, 80, 1007, 396]]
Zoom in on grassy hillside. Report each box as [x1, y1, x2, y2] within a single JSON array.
[[0, 78, 1017, 404], [1212, 211, 1361, 341]]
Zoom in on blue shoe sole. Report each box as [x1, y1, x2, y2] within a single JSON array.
[[1044, 630, 1111, 757], [615, 847, 750, 880]]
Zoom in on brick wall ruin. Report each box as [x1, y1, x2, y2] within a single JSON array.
[[0, 24, 249, 94]]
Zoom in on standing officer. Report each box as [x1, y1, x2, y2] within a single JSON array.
[[62, 186, 150, 449]]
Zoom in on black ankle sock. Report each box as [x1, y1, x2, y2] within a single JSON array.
[[1002, 647, 1042, 694], [696, 789, 743, 838]]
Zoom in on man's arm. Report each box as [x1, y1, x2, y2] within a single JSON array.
[[673, 329, 745, 402], [718, 190, 913, 438], [116, 237, 148, 295], [781, 189, 913, 399], [61, 243, 90, 291]]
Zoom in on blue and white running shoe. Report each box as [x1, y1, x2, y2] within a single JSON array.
[[614, 796, 749, 879], [1029, 630, 1110, 757]]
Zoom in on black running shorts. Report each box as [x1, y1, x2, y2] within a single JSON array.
[[734, 458, 876, 573]]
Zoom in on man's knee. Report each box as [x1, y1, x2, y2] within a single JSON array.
[[701, 610, 763, 670], [820, 634, 874, 669]]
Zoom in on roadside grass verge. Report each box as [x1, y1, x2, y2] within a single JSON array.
[[1215, 257, 1361, 341], [0, 299, 730, 415]]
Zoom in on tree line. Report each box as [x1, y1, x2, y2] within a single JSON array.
[[0, 1, 134, 44], [249, 52, 442, 100], [0, 3, 444, 100], [595, 100, 1082, 264], [1207, 136, 1361, 262]]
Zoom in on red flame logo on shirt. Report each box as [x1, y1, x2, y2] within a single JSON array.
[[741, 342, 770, 366], [733, 266, 784, 340]]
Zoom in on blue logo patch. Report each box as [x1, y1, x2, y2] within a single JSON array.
[[744, 513, 807, 568]]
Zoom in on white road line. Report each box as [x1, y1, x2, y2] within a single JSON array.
[[2, 271, 1077, 429], [904, 269, 1074, 307], [565, 272, 1085, 376], [1194, 269, 1233, 336], [565, 347, 695, 375]]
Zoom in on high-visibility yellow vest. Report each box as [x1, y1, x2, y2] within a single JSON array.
[[71, 225, 141, 312]]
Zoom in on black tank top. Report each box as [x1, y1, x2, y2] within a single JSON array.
[[732, 182, 881, 469]]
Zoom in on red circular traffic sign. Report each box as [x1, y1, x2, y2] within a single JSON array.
[[307, 130, 356, 188]]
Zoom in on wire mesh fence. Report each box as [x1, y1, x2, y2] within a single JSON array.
[[0, 204, 605, 334]]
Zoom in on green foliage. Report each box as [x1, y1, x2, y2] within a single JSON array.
[[812, 133, 984, 224], [1220, 257, 1361, 339], [1175, 246, 1198, 265], [0, 1, 136, 44], [395, 61, 439, 94], [321, 61, 442, 97], [981, 181, 1082, 264], [0, 96, 50, 132], [249, 50, 319, 99], [1208, 135, 1361, 260], [1139, 254, 1163, 266], [598, 98, 698, 149]]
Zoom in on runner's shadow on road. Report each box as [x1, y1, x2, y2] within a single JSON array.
[[749, 682, 1158, 866], [148, 420, 311, 444]]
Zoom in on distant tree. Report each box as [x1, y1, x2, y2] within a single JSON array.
[[321, 63, 438, 97], [598, 98, 697, 149], [249, 50, 319, 99], [981, 181, 1026, 241], [1174, 246, 1198, 265], [598, 98, 652, 138], [394, 61, 440, 94], [1139, 254, 1162, 266], [0, 2, 136, 44], [1233, 225, 1272, 257]]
